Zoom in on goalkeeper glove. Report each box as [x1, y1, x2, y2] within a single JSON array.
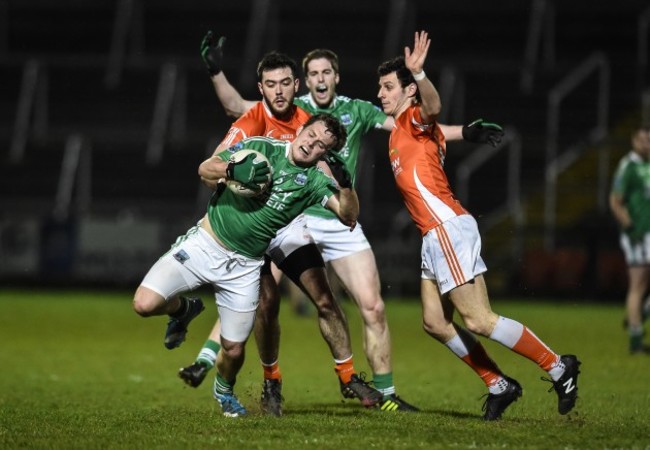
[[226, 153, 270, 191], [462, 118, 504, 147], [323, 152, 352, 189], [200, 31, 225, 76]]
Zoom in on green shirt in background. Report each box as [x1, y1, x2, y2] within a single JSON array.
[[611, 151, 650, 234]]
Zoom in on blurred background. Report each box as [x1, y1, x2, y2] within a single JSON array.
[[0, 0, 648, 300]]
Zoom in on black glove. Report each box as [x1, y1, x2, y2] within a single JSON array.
[[200, 31, 225, 76], [462, 118, 504, 147], [323, 152, 352, 189], [226, 153, 270, 192]]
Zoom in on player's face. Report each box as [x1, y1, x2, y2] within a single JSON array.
[[377, 72, 412, 118], [258, 67, 299, 118], [304, 58, 339, 108], [290, 120, 336, 167]]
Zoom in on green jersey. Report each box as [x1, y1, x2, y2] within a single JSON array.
[[611, 151, 650, 233], [208, 136, 339, 258], [294, 94, 386, 219]]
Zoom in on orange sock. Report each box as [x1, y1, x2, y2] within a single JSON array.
[[262, 360, 282, 381], [460, 342, 503, 387], [511, 327, 559, 371], [446, 329, 503, 387], [334, 356, 355, 384]]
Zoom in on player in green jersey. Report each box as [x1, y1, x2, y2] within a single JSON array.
[[183, 46, 384, 415], [610, 126, 650, 353], [197, 31, 504, 412], [133, 114, 356, 417]]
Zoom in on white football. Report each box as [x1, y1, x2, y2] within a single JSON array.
[[226, 149, 273, 197]]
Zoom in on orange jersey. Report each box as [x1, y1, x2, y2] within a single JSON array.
[[219, 101, 311, 147], [388, 105, 467, 235]]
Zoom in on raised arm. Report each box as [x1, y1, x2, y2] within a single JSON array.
[[404, 31, 440, 124], [380, 116, 503, 147], [200, 32, 256, 118]]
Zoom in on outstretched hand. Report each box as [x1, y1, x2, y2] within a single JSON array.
[[404, 30, 431, 75], [462, 119, 505, 147], [200, 31, 226, 76]]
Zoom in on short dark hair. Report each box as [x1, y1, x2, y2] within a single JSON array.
[[377, 56, 420, 102], [257, 52, 299, 81], [302, 49, 339, 75], [303, 113, 347, 152]]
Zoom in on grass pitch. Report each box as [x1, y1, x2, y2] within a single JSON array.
[[1, 288, 648, 449]]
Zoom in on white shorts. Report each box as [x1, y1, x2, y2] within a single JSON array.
[[421, 214, 487, 294], [304, 215, 370, 263], [620, 233, 650, 266], [140, 224, 263, 340], [266, 215, 314, 265]]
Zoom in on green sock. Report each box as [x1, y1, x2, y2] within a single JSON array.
[[214, 373, 235, 395], [372, 372, 395, 398], [196, 339, 221, 369]]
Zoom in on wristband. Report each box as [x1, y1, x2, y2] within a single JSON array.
[[413, 71, 426, 81]]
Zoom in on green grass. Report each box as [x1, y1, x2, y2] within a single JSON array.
[[1, 289, 648, 449]]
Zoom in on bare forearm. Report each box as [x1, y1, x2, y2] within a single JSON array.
[[416, 75, 441, 123], [609, 194, 632, 229], [336, 188, 360, 226], [199, 156, 229, 189], [210, 72, 252, 118], [438, 124, 463, 141]]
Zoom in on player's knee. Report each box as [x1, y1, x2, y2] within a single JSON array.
[[359, 296, 386, 325], [310, 290, 335, 313], [132, 289, 156, 317], [422, 318, 447, 341], [462, 316, 492, 337], [221, 341, 245, 361], [257, 277, 280, 321]]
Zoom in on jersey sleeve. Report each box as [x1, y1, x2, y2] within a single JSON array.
[[311, 170, 340, 208], [218, 107, 266, 148], [214, 137, 268, 162], [611, 158, 631, 196], [354, 99, 388, 132]]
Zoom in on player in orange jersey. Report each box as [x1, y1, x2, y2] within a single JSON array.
[[376, 31, 581, 420]]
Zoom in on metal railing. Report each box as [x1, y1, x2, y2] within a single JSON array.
[[437, 66, 465, 125], [0, 0, 7, 57], [520, 0, 555, 94], [105, 0, 144, 89], [238, 0, 278, 89], [544, 52, 610, 249], [382, 0, 411, 60], [638, 6, 650, 91], [456, 128, 524, 257], [643, 88, 650, 126], [10, 59, 48, 164], [53, 134, 91, 220], [147, 62, 186, 166]]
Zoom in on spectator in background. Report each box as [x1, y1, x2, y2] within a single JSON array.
[[609, 126, 650, 354]]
